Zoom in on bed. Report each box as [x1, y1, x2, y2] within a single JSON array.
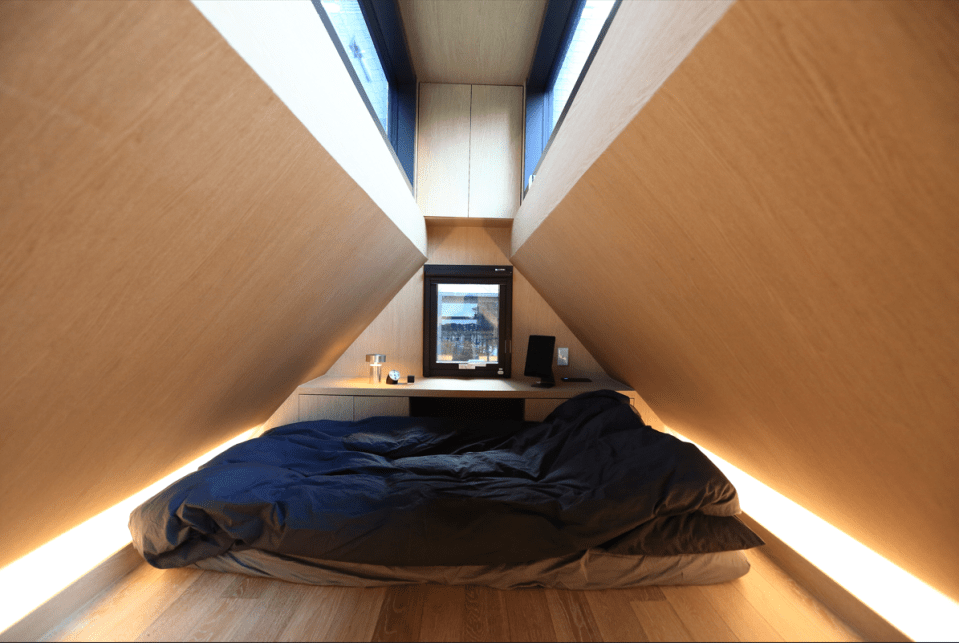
[[129, 390, 762, 588]]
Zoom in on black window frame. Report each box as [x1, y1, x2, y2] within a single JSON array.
[[524, 0, 622, 196], [312, 0, 416, 189], [423, 265, 513, 379]]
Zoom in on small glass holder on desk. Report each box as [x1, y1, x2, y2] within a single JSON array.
[[366, 354, 386, 384]]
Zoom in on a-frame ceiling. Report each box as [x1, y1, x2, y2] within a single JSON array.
[[1, 0, 957, 613]]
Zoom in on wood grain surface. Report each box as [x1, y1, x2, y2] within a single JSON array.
[[511, 0, 959, 602], [0, 0, 425, 569], [468, 85, 523, 219], [9, 549, 863, 642], [397, 0, 546, 85], [299, 396, 354, 422], [512, 0, 732, 249], [416, 83, 472, 218], [418, 84, 523, 220]]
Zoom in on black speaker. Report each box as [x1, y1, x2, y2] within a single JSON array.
[[524, 335, 555, 388]]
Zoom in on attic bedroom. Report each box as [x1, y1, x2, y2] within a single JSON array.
[[1, 0, 956, 641]]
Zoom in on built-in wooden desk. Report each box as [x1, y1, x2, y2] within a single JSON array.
[[293, 375, 637, 423]]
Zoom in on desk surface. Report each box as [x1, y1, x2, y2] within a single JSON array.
[[297, 375, 633, 399]]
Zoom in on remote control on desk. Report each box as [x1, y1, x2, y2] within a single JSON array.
[[561, 377, 592, 383]]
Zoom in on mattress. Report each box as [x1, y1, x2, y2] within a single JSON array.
[[192, 548, 752, 589], [130, 390, 763, 585]]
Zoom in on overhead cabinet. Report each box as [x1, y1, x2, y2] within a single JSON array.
[[417, 83, 523, 219]]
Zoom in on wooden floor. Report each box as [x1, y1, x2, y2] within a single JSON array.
[[25, 550, 862, 642]]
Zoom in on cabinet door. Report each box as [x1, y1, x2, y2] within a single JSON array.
[[255, 392, 300, 436], [524, 398, 566, 422], [354, 396, 410, 421], [469, 85, 523, 218], [298, 395, 353, 421], [417, 83, 471, 217]]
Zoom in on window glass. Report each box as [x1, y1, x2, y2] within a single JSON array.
[[320, 0, 390, 134], [550, 0, 616, 130], [436, 284, 500, 365]]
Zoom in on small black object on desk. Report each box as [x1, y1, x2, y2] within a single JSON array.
[[525, 335, 556, 388]]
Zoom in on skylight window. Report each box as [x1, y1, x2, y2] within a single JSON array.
[[320, 0, 390, 134], [525, 0, 620, 193], [549, 0, 616, 132], [313, 0, 417, 187]]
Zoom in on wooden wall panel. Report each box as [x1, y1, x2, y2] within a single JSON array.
[[327, 224, 608, 382], [397, 0, 546, 85], [468, 85, 523, 219], [511, 0, 959, 601], [0, 1, 425, 568], [416, 83, 471, 218], [512, 0, 732, 249]]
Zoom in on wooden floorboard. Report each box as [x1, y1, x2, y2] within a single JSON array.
[[273, 585, 352, 642], [321, 587, 388, 642], [372, 586, 427, 642], [504, 589, 557, 641], [54, 564, 201, 642], [463, 585, 510, 642], [696, 574, 785, 642], [15, 549, 870, 642], [544, 589, 603, 642], [630, 598, 695, 642], [584, 589, 650, 642], [662, 585, 738, 642], [134, 571, 238, 642], [418, 585, 466, 642]]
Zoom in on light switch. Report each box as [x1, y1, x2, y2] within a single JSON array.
[[557, 347, 569, 366]]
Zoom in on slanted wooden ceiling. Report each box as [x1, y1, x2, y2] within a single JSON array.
[[397, 0, 547, 85], [0, 0, 425, 569], [512, 0, 959, 602]]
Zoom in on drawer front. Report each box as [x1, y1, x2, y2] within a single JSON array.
[[298, 395, 353, 421], [354, 396, 410, 421], [256, 393, 299, 436], [524, 398, 566, 423]]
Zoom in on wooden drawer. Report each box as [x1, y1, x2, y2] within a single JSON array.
[[524, 398, 566, 422], [354, 396, 410, 421], [298, 395, 353, 421]]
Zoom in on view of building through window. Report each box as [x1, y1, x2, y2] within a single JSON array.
[[436, 284, 500, 364]]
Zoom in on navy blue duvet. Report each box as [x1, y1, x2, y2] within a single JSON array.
[[130, 391, 761, 568]]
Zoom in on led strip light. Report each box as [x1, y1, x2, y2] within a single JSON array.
[[0, 427, 259, 635], [667, 428, 959, 642]]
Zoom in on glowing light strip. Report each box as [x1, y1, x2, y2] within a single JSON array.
[[0, 427, 259, 635], [666, 428, 959, 643]]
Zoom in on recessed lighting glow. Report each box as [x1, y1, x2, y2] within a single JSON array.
[[666, 428, 959, 642], [0, 427, 259, 636]]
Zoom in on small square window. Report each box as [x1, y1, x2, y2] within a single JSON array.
[[423, 265, 512, 378]]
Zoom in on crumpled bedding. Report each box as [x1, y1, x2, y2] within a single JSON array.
[[130, 390, 761, 568]]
